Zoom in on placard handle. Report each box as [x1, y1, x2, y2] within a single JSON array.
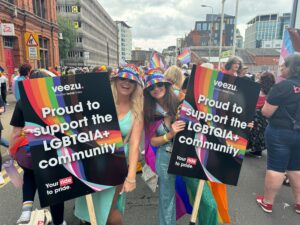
[[86, 194, 98, 225], [189, 180, 205, 225]]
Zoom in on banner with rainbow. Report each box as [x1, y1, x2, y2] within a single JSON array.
[[168, 65, 260, 185], [19, 73, 128, 207], [279, 28, 300, 70]]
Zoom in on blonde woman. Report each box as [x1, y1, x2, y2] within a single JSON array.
[[75, 64, 144, 225], [164, 65, 184, 95]]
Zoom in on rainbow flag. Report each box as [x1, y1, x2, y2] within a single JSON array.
[[177, 48, 191, 64], [145, 122, 222, 224], [149, 51, 164, 69], [279, 28, 300, 67]]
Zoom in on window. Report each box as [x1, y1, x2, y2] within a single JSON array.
[[32, 0, 46, 18], [76, 37, 82, 43], [4, 0, 15, 4], [38, 36, 49, 69], [3, 37, 14, 48]]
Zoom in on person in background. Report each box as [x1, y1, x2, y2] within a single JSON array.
[[223, 56, 243, 76], [247, 72, 275, 158], [164, 65, 184, 96], [13, 64, 32, 101], [75, 64, 144, 225], [276, 62, 289, 83], [256, 54, 300, 214], [10, 70, 66, 225], [0, 95, 5, 179], [0, 72, 8, 105]]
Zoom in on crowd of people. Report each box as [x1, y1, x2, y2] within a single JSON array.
[[0, 53, 299, 225]]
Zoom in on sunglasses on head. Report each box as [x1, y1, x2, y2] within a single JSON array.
[[118, 77, 136, 84], [148, 82, 165, 91]]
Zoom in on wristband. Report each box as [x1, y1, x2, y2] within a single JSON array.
[[163, 134, 169, 142], [125, 177, 136, 184]]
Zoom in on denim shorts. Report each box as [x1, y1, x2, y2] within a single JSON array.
[[265, 125, 300, 172]]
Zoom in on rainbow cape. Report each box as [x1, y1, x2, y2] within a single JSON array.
[[177, 49, 191, 64]]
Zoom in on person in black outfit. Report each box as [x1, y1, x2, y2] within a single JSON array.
[[256, 54, 300, 214], [10, 70, 66, 225]]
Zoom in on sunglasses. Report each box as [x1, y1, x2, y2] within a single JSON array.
[[148, 82, 165, 91], [118, 77, 136, 84]]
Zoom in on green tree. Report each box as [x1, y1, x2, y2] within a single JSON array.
[[58, 16, 76, 63]]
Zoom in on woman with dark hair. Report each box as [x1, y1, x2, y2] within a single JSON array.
[[10, 70, 66, 225], [144, 71, 183, 225], [256, 54, 300, 214], [144, 71, 218, 225], [223, 56, 243, 76], [247, 72, 275, 157]]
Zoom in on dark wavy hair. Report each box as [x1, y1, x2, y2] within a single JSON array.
[[144, 84, 179, 128], [19, 63, 32, 77], [259, 72, 275, 95], [224, 56, 243, 74], [30, 70, 49, 79], [285, 54, 300, 78]]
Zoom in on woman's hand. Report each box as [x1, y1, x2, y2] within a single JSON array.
[[247, 121, 254, 129], [170, 120, 186, 137], [120, 177, 136, 193]]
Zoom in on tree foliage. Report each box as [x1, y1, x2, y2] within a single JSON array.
[[58, 16, 76, 61]]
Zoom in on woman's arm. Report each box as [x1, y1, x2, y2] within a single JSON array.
[[122, 115, 144, 193], [9, 127, 23, 154], [262, 101, 278, 118], [150, 120, 186, 146]]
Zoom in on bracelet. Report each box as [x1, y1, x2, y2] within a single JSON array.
[[125, 177, 136, 184], [163, 134, 169, 142]]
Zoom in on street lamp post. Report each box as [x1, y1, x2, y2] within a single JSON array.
[[218, 0, 226, 70], [232, 0, 240, 55], [201, 5, 214, 61]]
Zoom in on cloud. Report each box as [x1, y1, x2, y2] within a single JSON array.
[[99, 0, 294, 51]]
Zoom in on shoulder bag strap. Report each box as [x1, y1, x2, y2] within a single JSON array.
[[123, 114, 134, 144], [282, 103, 300, 123]]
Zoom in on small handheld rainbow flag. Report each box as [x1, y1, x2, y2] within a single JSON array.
[[177, 48, 191, 64], [150, 51, 164, 69]]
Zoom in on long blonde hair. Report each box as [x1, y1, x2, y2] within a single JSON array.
[[111, 79, 144, 120], [164, 65, 184, 89]]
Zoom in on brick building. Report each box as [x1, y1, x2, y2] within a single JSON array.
[[0, 0, 59, 84]]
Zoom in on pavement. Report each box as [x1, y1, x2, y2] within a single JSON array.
[[0, 94, 299, 225]]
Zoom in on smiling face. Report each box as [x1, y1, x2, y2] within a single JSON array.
[[148, 83, 166, 101], [115, 77, 137, 97]]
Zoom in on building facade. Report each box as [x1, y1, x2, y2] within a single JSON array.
[[193, 14, 235, 47], [57, 0, 118, 67], [116, 21, 132, 64], [236, 29, 244, 48], [162, 46, 176, 67], [0, 0, 59, 83], [244, 13, 291, 48], [130, 49, 152, 66]]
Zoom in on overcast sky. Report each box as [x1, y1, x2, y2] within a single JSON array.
[[100, 0, 294, 51]]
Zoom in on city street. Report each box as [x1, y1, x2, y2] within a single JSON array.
[[0, 94, 299, 225]]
